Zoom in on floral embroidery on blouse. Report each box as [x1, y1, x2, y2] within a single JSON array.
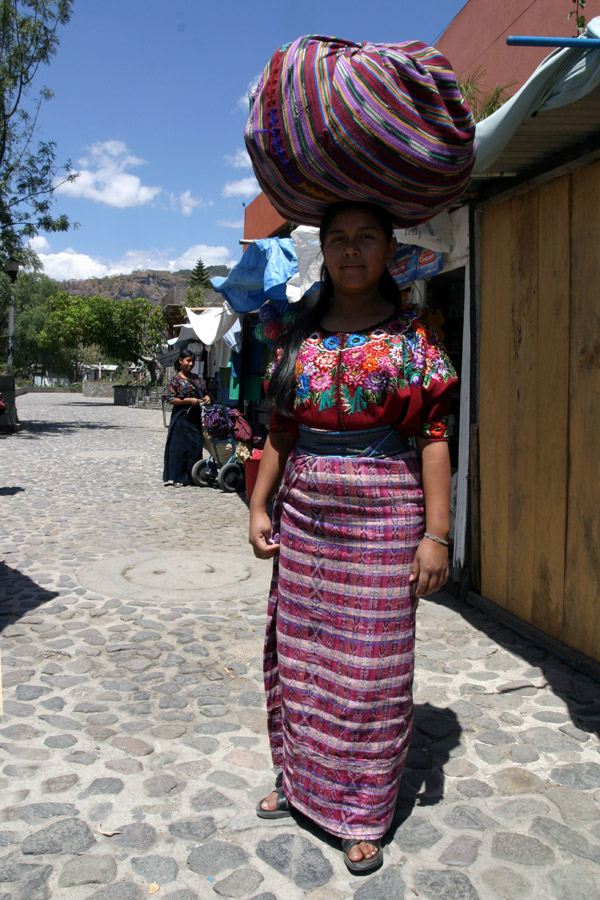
[[266, 309, 458, 441], [420, 419, 450, 440], [166, 373, 206, 403]]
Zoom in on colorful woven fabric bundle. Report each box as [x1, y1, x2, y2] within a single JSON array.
[[244, 35, 476, 226]]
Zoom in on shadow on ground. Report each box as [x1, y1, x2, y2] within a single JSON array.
[[14, 420, 125, 439], [0, 563, 60, 630], [56, 401, 116, 407], [427, 589, 600, 739]]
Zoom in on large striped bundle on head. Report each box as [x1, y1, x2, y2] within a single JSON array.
[[244, 35, 476, 227]]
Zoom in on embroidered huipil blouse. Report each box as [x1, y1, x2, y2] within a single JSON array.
[[166, 372, 207, 403], [267, 310, 458, 441]]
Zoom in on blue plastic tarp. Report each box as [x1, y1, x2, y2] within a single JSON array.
[[211, 238, 298, 313]]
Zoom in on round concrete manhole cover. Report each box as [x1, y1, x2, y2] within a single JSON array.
[[77, 551, 269, 602]]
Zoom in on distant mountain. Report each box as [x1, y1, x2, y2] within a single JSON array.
[[60, 266, 230, 305]]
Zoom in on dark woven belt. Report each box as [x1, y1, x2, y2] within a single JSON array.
[[296, 424, 410, 458]]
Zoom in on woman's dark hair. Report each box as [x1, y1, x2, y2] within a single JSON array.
[[174, 349, 195, 372], [267, 201, 401, 414]]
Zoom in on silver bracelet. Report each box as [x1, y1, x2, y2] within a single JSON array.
[[424, 532, 449, 547]]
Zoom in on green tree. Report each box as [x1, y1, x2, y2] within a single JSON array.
[[189, 258, 211, 291], [0, 268, 65, 375], [109, 297, 168, 382], [0, 0, 76, 263], [186, 257, 212, 304], [38, 294, 168, 382], [35, 291, 97, 379]]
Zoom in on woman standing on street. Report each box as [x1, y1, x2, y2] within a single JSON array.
[[162, 349, 210, 487], [249, 200, 457, 873]]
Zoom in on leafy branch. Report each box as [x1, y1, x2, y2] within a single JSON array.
[[458, 66, 515, 122], [0, 1, 76, 262], [567, 0, 587, 35]]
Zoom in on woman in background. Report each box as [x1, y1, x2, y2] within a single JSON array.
[[249, 201, 457, 873], [163, 349, 210, 487]]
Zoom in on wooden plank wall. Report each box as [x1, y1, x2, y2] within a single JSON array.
[[507, 191, 539, 624], [564, 163, 600, 660], [479, 203, 511, 607], [532, 178, 570, 638], [478, 165, 599, 663]]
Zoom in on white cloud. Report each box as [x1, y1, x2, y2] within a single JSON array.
[[38, 242, 233, 281], [217, 219, 244, 229], [179, 190, 200, 216], [112, 249, 172, 272], [39, 249, 111, 280], [222, 176, 260, 200], [237, 73, 261, 111], [28, 235, 51, 253], [225, 148, 252, 169], [172, 244, 232, 270], [55, 140, 161, 208], [170, 190, 213, 217]]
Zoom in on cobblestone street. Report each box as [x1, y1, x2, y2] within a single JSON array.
[[0, 392, 599, 900]]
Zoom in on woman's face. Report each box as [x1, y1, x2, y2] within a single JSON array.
[[179, 355, 195, 375], [321, 207, 396, 296]]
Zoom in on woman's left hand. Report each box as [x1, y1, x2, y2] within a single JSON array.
[[409, 539, 449, 598]]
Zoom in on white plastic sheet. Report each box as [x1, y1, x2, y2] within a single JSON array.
[[393, 211, 452, 253], [184, 301, 238, 347], [286, 226, 322, 303]]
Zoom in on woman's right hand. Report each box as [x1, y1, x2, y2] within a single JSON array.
[[249, 508, 280, 559]]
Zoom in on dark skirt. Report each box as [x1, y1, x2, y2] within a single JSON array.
[[162, 407, 203, 484]]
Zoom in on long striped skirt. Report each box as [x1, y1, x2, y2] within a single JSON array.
[[264, 446, 424, 840]]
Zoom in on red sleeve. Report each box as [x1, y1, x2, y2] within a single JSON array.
[[268, 409, 299, 437], [419, 380, 457, 441], [417, 319, 458, 442]]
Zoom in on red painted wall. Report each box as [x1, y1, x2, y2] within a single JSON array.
[[437, 0, 582, 93], [243, 192, 287, 240]]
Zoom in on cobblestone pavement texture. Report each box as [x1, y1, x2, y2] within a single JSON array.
[[0, 393, 599, 900]]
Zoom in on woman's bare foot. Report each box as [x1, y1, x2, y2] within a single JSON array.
[[346, 841, 380, 863], [341, 837, 383, 873], [255, 785, 292, 819], [258, 790, 279, 812]]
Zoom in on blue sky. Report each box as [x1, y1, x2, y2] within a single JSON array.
[[31, 0, 468, 281]]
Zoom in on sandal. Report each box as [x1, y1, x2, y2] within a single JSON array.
[[341, 838, 383, 874], [256, 786, 292, 819]]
